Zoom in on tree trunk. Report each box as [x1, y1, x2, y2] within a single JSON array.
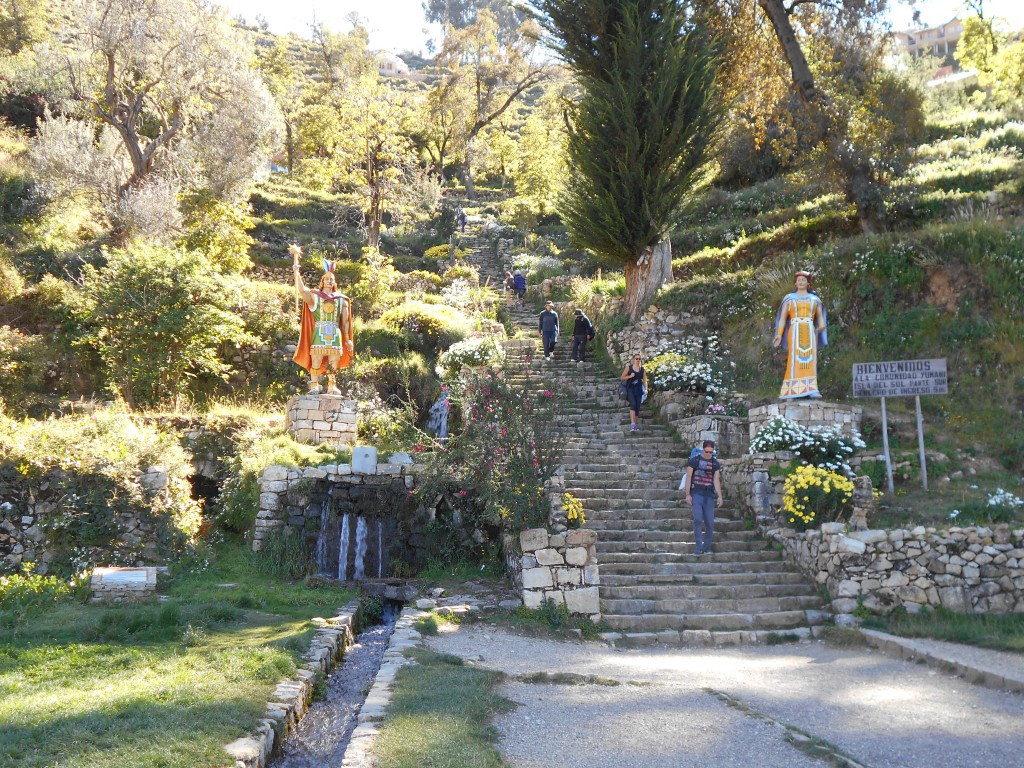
[[623, 238, 673, 321], [758, 0, 817, 103], [285, 121, 294, 174], [462, 136, 476, 200], [757, 0, 887, 233]]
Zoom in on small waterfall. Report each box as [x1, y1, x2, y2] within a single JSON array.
[[353, 516, 368, 580], [315, 496, 330, 574], [377, 519, 383, 578], [337, 513, 350, 581]]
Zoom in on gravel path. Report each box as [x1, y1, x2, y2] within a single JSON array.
[[427, 626, 1024, 768]]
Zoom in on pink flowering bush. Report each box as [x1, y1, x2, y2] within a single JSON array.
[[416, 364, 564, 564]]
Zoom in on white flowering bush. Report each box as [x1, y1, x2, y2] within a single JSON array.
[[436, 337, 506, 380], [511, 252, 562, 273], [750, 415, 865, 476], [440, 277, 472, 308], [647, 336, 731, 395], [987, 488, 1024, 509]]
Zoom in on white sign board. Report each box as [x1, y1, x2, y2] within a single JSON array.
[[852, 359, 948, 398]]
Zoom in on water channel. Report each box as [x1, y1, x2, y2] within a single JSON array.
[[272, 602, 401, 768]]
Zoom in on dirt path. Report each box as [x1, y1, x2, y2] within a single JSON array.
[[426, 625, 1024, 768]]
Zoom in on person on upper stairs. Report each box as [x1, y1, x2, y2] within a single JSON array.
[[538, 300, 559, 361], [619, 354, 647, 431], [513, 269, 527, 305], [571, 308, 595, 364], [681, 439, 723, 555]]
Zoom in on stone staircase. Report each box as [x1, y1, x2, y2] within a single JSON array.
[[500, 301, 830, 646], [451, 223, 830, 645]]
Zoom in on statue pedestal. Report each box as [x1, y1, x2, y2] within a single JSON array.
[[286, 394, 358, 445], [748, 400, 862, 442]]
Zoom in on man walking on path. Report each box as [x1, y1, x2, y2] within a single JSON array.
[[571, 309, 595, 363], [682, 439, 723, 554], [538, 301, 559, 361]]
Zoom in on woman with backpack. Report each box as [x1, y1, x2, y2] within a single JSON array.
[[619, 354, 647, 432]]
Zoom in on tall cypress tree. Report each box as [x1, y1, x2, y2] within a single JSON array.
[[528, 1, 722, 318]]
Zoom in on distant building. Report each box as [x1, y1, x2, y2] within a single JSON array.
[[375, 51, 410, 78], [891, 17, 964, 61]]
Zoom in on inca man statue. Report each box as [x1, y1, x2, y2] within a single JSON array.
[[290, 244, 354, 394]]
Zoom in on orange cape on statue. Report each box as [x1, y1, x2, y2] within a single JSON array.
[[293, 290, 354, 375]]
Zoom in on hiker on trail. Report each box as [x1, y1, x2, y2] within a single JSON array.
[[538, 300, 559, 361], [571, 309, 595, 363], [504, 271, 515, 306], [619, 354, 647, 431], [456, 207, 468, 232], [513, 269, 527, 305], [681, 439, 723, 555]]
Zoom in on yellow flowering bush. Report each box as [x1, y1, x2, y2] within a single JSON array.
[[562, 492, 586, 529], [782, 465, 855, 531]]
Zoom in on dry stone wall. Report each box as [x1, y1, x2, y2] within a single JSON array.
[[516, 527, 601, 620], [748, 401, 863, 441], [767, 523, 1024, 624], [605, 303, 706, 367]]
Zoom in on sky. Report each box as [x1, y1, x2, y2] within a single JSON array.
[[213, 1, 1024, 55]]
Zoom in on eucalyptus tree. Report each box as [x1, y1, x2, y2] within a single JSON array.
[[527, 0, 723, 319]]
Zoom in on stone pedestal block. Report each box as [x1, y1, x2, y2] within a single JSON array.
[[286, 394, 358, 446]]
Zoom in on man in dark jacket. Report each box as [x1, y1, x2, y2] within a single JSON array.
[[571, 309, 595, 363], [512, 270, 527, 305], [538, 301, 559, 360]]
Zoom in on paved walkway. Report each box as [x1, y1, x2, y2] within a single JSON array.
[[426, 625, 1024, 768]]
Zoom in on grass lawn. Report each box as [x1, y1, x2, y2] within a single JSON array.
[[374, 649, 513, 768], [863, 607, 1024, 654], [0, 545, 357, 768]]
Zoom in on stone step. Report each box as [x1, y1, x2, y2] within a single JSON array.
[[594, 524, 749, 540], [601, 594, 825, 616], [598, 560, 797, 577], [599, 571, 813, 587], [600, 609, 823, 633], [597, 540, 765, 556], [601, 582, 819, 600], [598, 551, 785, 566]]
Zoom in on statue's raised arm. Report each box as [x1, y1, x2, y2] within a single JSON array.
[[290, 244, 354, 395]]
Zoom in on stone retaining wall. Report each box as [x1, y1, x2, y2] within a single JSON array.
[[252, 451, 418, 551], [605, 303, 706, 367], [224, 600, 361, 768], [1, 465, 172, 574], [649, 396, 749, 457], [516, 527, 601, 621], [766, 523, 1024, 624]]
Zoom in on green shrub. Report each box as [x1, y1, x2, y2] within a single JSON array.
[[0, 325, 47, 407], [78, 245, 255, 408], [0, 254, 24, 301], [424, 244, 468, 262], [379, 301, 471, 353], [442, 263, 479, 285], [393, 269, 445, 293], [177, 190, 256, 273], [0, 565, 77, 627]]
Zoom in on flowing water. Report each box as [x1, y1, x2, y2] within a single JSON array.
[[271, 604, 400, 768], [337, 512, 350, 580]]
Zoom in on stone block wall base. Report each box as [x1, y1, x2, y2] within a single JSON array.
[[517, 528, 600, 620], [748, 400, 863, 442], [286, 394, 358, 446]]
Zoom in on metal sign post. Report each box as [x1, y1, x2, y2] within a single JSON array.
[[880, 396, 895, 495], [853, 358, 947, 493]]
